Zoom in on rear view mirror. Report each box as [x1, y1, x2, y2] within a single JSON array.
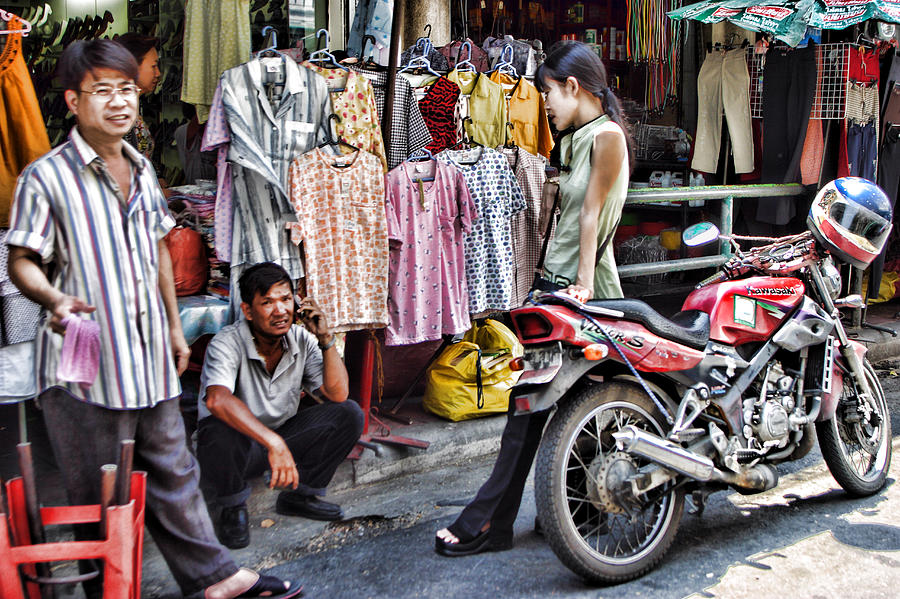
[[683, 222, 720, 247]]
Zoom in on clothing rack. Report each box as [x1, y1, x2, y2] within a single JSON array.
[[747, 42, 853, 120]]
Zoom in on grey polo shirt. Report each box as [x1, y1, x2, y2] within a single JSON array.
[[198, 320, 324, 429]]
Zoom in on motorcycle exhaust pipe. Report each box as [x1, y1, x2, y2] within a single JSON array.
[[613, 426, 780, 492], [613, 426, 716, 480]]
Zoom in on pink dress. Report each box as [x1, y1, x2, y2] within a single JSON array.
[[384, 160, 477, 346]]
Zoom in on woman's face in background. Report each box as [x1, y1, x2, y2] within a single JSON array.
[[136, 47, 160, 95]]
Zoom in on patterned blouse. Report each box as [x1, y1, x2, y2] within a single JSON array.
[[416, 77, 461, 154], [384, 159, 477, 345], [288, 148, 389, 332], [301, 62, 388, 171], [437, 147, 526, 314]]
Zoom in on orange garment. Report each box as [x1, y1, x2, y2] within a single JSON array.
[[1, 22, 50, 227], [800, 117, 824, 186], [488, 70, 553, 159]]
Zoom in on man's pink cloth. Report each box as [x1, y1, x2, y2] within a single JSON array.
[[56, 315, 100, 389]]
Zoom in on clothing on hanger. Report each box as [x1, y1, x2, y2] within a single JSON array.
[[1, 16, 50, 227], [302, 61, 388, 171], [414, 76, 461, 154], [446, 69, 507, 148], [499, 145, 548, 305], [288, 148, 388, 332], [400, 45, 450, 72], [350, 64, 432, 169], [202, 56, 333, 317], [437, 147, 525, 314], [347, 0, 393, 65], [383, 159, 477, 346], [691, 48, 754, 175], [439, 39, 490, 72], [182, 0, 251, 123], [488, 70, 553, 159], [758, 44, 816, 227], [838, 46, 882, 179]]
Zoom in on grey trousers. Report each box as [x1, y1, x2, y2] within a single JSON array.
[[39, 387, 237, 597]]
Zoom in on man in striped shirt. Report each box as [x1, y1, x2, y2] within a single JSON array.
[[6, 40, 301, 599]]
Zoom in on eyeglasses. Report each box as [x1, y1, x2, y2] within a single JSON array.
[[78, 85, 140, 101]]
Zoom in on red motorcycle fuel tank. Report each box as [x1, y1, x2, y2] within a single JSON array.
[[682, 276, 805, 345]]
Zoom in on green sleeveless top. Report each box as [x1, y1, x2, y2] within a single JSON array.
[[543, 114, 628, 299]]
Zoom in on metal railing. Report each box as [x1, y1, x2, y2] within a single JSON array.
[[618, 183, 806, 279]]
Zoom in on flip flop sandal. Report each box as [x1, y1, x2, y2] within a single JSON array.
[[236, 573, 303, 598]]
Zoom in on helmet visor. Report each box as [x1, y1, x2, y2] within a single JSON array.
[[830, 200, 892, 253]]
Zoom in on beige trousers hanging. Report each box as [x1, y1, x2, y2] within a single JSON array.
[[692, 48, 755, 174]]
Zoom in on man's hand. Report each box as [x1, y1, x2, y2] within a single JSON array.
[[49, 295, 96, 335], [296, 296, 332, 342], [266, 435, 299, 490], [170, 329, 191, 376]]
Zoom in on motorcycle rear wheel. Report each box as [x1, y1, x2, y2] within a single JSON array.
[[535, 381, 684, 584], [817, 359, 892, 497]]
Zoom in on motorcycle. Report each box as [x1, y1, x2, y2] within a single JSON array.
[[508, 222, 892, 584]]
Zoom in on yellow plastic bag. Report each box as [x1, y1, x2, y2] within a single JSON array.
[[422, 320, 523, 421]]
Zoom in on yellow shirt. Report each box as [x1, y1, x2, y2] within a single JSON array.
[[488, 71, 554, 159], [447, 70, 507, 148], [181, 0, 251, 123]]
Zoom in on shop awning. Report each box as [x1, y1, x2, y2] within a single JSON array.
[[668, 1, 900, 47]]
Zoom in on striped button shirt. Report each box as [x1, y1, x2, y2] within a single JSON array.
[[6, 127, 181, 409], [205, 57, 333, 311]]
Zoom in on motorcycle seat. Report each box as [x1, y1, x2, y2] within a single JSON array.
[[586, 299, 710, 350]]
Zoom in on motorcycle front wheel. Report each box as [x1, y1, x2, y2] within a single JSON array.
[[817, 359, 892, 496], [534, 381, 684, 584]]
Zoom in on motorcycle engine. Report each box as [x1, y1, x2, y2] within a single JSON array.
[[743, 362, 798, 450]]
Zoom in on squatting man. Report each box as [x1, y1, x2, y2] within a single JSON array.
[[197, 261, 365, 549]]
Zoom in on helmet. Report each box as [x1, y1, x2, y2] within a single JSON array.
[[808, 177, 893, 269]]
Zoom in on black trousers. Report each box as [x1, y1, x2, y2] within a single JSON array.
[[196, 399, 364, 507], [758, 43, 817, 227], [450, 399, 552, 544], [449, 276, 562, 543]]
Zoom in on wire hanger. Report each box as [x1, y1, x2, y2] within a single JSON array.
[[0, 9, 32, 36], [318, 114, 361, 162], [489, 44, 518, 78], [256, 26, 284, 58], [360, 34, 386, 70], [455, 40, 476, 72], [407, 147, 434, 162], [400, 55, 441, 78], [308, 28, 349, 71]]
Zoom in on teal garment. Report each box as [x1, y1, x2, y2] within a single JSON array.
[[543, 114, 629, 299]]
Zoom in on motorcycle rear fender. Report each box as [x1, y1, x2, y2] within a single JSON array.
[[510, 304, 704, 371], [511, 356, 598, 415]]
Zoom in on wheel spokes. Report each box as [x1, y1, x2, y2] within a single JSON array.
[[562, 403, 674, 561]]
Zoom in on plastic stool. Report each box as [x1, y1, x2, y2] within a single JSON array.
[[0, 472, 147, 599]]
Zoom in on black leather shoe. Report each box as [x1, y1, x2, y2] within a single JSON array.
[[218, 504, 250, 549], [276, 493, 344, 521]]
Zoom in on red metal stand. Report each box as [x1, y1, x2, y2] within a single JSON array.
[[349, 336, 430, 459], [0, 472, 147, 599]]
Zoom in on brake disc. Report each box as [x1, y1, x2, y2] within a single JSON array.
[[588, 452, 639, 515]]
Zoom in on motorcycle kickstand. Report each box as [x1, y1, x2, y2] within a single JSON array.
[[689, 488, 713, 517]]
